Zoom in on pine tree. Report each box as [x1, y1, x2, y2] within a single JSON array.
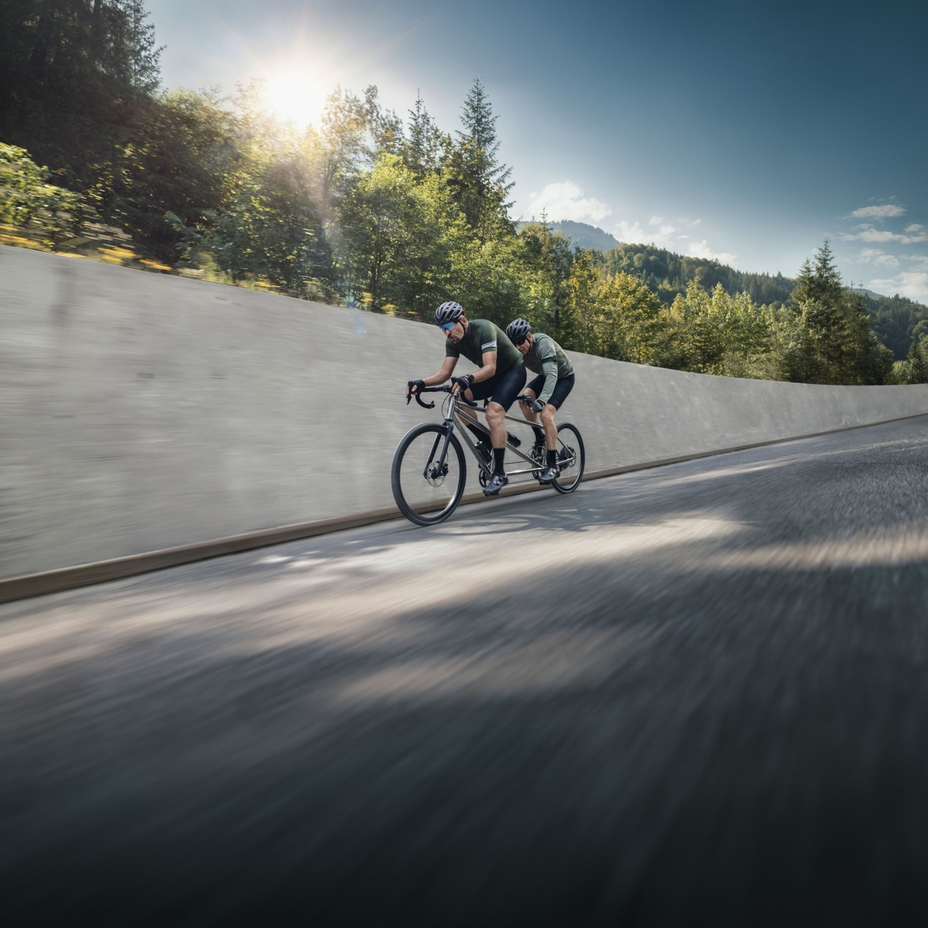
[[784, 241, 892, 384], [447, 79, 513, 237], [404, 92, 445, 177], [793, 240, 843, 307]]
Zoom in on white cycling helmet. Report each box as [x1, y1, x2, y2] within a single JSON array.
[[434, 301, 465, 326]]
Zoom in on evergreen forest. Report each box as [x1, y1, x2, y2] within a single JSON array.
[[3, 0, 928, 385]]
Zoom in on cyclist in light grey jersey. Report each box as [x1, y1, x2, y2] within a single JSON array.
[[505, 318, 576, 483]]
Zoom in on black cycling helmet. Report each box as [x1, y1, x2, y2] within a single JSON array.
[[506, 318, 531, 345], [434, 301, 465, 326]]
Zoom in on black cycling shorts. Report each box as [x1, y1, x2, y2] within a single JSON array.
[[469, 362, 526, 410], [525, 372, 575, 410]]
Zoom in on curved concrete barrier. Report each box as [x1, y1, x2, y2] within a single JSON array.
[[3, 245, 928, 588]]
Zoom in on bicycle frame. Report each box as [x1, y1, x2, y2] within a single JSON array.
[[445, 393, 545, 479], [408, 387, 549, 481]]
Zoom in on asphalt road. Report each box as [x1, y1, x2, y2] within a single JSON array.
[[5, 416, 928, 926]]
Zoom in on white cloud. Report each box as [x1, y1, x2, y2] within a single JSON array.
[[614, 220, 677, 249], [869, 271, 928, 302], [687, 240, 738, 266], [525, 181, 612, 223], [612, 218, 733, 264], [851, 204, 906, 220], [613, 216, 703, 250], [842, 224, 928, 244], [857, 248, 900, 269]]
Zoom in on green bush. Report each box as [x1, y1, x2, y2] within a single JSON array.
[[0, 143, 83, 249]]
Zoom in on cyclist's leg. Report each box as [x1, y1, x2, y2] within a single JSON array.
[[478, 364, 526, 494], [520, 374, 547, 446], [535, 375, 573, 482], [457, 381, 490, 456], [485, 363, 526, 451], [456, 401, 486, 444], [467, 376, 504, 462], [540, 403, 558, 449], [520, 375, 544, 420], [541, 374, 575, 451], [470, 373, 504, 450]]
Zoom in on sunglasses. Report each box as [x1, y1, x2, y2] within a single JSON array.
[[439, 322, 457, 332]]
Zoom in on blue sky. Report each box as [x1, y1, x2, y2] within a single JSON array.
[[145, 0, 928, 300]]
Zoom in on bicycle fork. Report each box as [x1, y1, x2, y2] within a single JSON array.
[[423, 423, 455, 481]]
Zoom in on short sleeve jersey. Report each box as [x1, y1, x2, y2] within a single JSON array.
[[445, 319, 523, 374]]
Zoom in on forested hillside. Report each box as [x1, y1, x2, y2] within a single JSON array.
[[2, 1, 924, 384], [550, 224, 928, 362], [597, 243, 793, 307], [859, 293, 928, 361], [599, 243, 928, 363]]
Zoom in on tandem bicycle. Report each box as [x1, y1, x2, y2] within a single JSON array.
[[391, 386, 585, 526]]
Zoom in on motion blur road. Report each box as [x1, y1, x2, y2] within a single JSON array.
[[5, 416, 928, 925]]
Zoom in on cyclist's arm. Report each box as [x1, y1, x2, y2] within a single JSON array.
[[421, 356, 457, 386], [536, 357, 559, 404], [535, 337, 559, 403], [470, 349, 498, 383], [448, 350, 496, 397]]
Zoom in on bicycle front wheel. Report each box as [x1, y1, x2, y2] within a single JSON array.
[[552, 422, 585, 494], [391, 423, 467, 525]]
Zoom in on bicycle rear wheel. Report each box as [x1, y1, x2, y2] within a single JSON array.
[[392, 423, 467, 525], [552, 422, 585, 494]]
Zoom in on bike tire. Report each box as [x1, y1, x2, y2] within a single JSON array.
[[552, 422, 585, 494], [391, 423, 467, 525]]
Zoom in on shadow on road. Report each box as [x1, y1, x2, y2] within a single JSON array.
[[4, 419, 928, 924]]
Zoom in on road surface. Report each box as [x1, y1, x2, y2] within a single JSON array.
[[4, 416, 928, 925]]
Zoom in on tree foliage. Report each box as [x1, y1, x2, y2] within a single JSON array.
[[0, 142, 82, 248], [601, 241, 796, 307], [446, 79, 514, 240], [120, 89, 240, 263], [338, 153, 458, 314], [778, 242, 893, 385], [0, 6, 908, 386], [0, 0, 161, 204]]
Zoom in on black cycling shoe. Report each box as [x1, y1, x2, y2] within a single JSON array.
[[483, 471, 509, 495], [507, 433, 522, 448], [538, 465, 560, 483]]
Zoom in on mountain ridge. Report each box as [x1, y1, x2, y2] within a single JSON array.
[[547, 220, 621, 252]]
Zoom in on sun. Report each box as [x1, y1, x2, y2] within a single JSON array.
[[261, 72, 324, 127]]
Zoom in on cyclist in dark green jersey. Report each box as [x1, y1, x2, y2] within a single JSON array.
[[505, 318, 576, 484], [406, 301, 526, 496]]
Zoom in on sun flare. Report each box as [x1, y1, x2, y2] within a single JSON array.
[[261, 72, 324, 126]]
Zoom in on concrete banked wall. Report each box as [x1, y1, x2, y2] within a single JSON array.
[[3, 244, 928, 582]]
